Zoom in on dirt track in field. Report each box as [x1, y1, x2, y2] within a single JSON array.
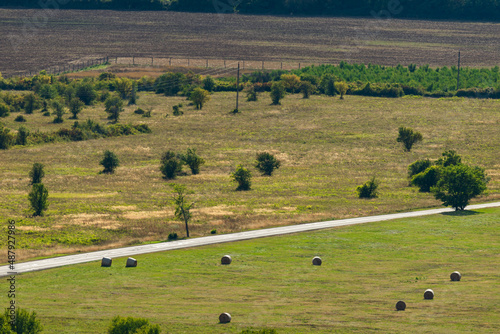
[[1, 9, 499, 76]]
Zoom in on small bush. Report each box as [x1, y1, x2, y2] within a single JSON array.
[[69, 97, 84, 119], [134, 108, 145, 115], [356, 177, 379, 198], [210, 229, 217, 234], [270, 82, 286, 105], [51, 100, 66, 123], [0, 103, 10, 117], [0, 124, 15, 149], [411, 165, 441, 192], [168, 232, 178, 240], [203, 75, 216, 92], [172, 104, 183, 116], [108, 316, 161, 334], [232, 165, 252, 191], [42, 111, 51, 116], [436, 149, 461, 167], [100, 150, 120, 174], [105, 94, 124, 123], [4, 307, 43, 334], [142, 108, 152, 118], [14, 115, 27, 122], [335, 81, 348, 99], [300, 81, 315, 99], [397, 126, 423, 151], [189, 88, 210, 109], [180, 148, 205, 175], [255, 152, 281, 176], [246, 86, 258, 101], [408, 159, 432, 178]]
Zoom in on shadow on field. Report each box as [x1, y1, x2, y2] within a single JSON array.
[[441, 210, 482, 217]]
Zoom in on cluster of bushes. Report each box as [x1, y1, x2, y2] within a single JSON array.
[[408, 150, 489, 210], [160, 148, 205, 179], [0, 119, 150, 149]]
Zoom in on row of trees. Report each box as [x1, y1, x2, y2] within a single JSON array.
[[4, 0, 500, 20]]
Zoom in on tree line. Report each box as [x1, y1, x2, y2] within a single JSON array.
[[2, 0, 500, 21]]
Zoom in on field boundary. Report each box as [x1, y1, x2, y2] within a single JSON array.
[[2, 201, 499, 278]]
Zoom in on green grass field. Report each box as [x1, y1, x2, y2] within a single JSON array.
[[1, 90, 499, 260], [4, 207, 499, 333]]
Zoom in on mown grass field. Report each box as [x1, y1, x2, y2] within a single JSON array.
[[0, 89, 499, 260], [1, 9, 500, 77], [3, 207, 499, 333]]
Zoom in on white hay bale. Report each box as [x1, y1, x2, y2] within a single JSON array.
[[126, 257, 137, 267], [221, 255, 232, 265], [450, 271, 461, 281], [219, 312, 231, 323], [424, 289, 434, 300], [312, 256, 322, 266], [396, 300, 406, 311], [101, 257, 112, 267]]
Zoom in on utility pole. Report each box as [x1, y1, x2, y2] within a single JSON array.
[[235, 62, 240, 112], [457, 50, 461, 90]]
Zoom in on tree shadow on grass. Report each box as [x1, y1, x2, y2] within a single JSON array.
[[441, 210, 483, 217]]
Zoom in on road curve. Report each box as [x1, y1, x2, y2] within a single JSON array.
[[2, 202, 499, 277]]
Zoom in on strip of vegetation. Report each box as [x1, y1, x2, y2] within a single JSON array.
[[3, 0, 500, 21], [0, 120, 151, 150]]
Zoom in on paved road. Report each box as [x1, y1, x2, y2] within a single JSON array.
[[2, 202, 499, 277]]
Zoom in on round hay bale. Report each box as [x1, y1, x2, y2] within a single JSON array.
[[395, 300, 406, 311], [450, 271, 461, 281], [221, 255, 232, 265], [424, 289, 434, 300], [126, 257, 137, 267], [219, 312, 231, 323], [101, 257, 112, 267], [312, 256, 322, 266]]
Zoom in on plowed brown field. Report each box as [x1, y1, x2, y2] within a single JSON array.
[[1, 9, 500, 76]]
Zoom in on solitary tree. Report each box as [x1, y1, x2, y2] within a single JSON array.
[[23, 93, 38, 114], [270, 82, 286, 105], [397, 126, 423, 151], [432, 164, 488, 210], [231, 165, 252, 191], [100, 150, 120, 174], [28, 183, 49, 216], [29, 163, 45, 185], [51, 100, 66, 123], [69, 97, 84, 119], [160, 150, 183, 179], [189, 88, 211, 110], [171, 184, 194, 238], [334, 81, 348, 99], [300, 81, 315, 99], [105, 95, 124, 123], [16, 125, 30, 146], [180, 148, 205, 175], [255, 152, 281, 176]]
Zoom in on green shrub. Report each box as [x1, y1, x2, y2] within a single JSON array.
[[397, 126, 423, 151], [335, 81, 348, 99], [100, 150, 120, 174], [155, 72, 186, 96], [356, 177, 379, 198], [241, 329, 277, 334], [172, 104, 183, 116], [108, 316, 161, 334], [255, 152, 281, 176], [436, 149, 462, 167], [51, 100, 66, 123], [29, 163, 45, 185], [75, 83, 97, 105], [142, 108, 152, 118], [270, 82, 286, 105], [16, 125, 30, 145], [0, 103, 10, 117], [203, 75, 216, 92], [23, 93, 39, 114], [210, 229, 217, 234], [4, 307, 43, 334], [28, 183, 49, 216], [232, 164, 252, 191], [160, 150, 183, 179], [189, 88, 210, 110], [38, 84, 58, 99], [180, 148, 205, 175], [246, 86, 258, 101], [408, 159, 432, 178], [300, 81, 315, 98], [0, 124, 15, 149], [134, 108, 145, 115], [168, 232, 178, 240], [69, 97, 84, 119], [14, 115, 27, 122], [411, 165, 440, 192], [105, 94, 124, 123], [42, 111, 51, 117], [98, 72, 116, 81]]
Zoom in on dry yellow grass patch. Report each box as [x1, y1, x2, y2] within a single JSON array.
[[122, 210, 173, 220]]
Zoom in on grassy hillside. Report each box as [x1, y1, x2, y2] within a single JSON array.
[[1, 90, 499, 260], [4, 207, 499, 333]]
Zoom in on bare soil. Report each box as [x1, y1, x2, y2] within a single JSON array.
[[1, 9, 499, 76]]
